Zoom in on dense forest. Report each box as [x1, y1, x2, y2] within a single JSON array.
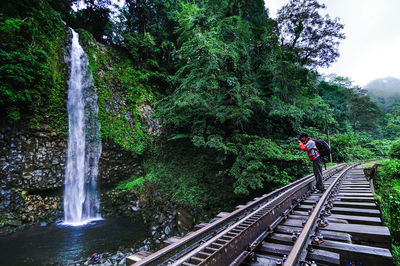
[[2, 0, 400, 259], [2, 0, 400, 208]]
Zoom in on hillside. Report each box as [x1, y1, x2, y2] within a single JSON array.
[[364, 77, 400, 112]]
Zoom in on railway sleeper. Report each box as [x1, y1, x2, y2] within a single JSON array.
[[312, 239, 393, 265], [268, 232, 301, 245], [275, 225, 352, 243], [243, 253, 283, 266], [231, 228, 243, 234], [339, 189, 371, 193], [246, 218, 258, 223], [340, 185, 371, 189], [240, 222, 253, 227], [338, 192, 374, 197], [282, 218, 348, 228], [226, 232, 238, 237], [211, 243, 223, 249], [257, 242, 292, 257], [302, 199, 325, 205], [215, 239, 228, 245], [328, 213, 382, 225], [296, 204, 314, 211], [292, 210, 310, 216], [288, 214, 309, 220], [236, 225, 247, 230], [252, 214, 264, 219], [203, 246, 218, 254], [220, 235, 234, 241], [331, 207, 381, 217], [197, 251, 210, 258], [189, 256, 204, 264], [182, 262, 196, 266], [306, 248, 340, 265], [333, 201, 378, 209], [321, 223, 391, 249]]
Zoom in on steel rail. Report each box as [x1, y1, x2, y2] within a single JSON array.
[[283, 164, 354, 266], [132, 164, 346, 266]]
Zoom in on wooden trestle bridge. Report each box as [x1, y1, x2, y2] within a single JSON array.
[[127, 163, 393, 266]]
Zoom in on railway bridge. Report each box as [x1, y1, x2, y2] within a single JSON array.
[[127, 163, 393, 266]]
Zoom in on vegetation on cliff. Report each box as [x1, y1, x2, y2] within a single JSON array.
[[0, 1, 67, 129]]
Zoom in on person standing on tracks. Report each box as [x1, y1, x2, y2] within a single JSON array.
[[298, 132, 325, 192]]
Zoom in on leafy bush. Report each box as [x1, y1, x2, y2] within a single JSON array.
[[363, 139, 394, 158], [116, 172, 159, 203], [117, 176, 145, 192], [393, 244, 400, 266], [382, 160, 400, 180], [389, 139, 400, 159], [374, 160, 400, 265], [230, 138, 304, 195], [330, 133, 378, 162]]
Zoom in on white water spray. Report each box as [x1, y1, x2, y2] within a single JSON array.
[[63, 29, 102, 226]]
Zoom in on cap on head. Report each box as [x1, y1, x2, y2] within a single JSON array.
[[298, 132, 308, 140]]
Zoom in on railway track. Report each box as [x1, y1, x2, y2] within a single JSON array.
[[127, 164, 393, 266]]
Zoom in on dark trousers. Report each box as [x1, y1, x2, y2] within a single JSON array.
[[313, 156, 324, 190]]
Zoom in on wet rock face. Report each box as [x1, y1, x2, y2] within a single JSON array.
[[138, 104, 162, 136], [20, 194, 61, 224], [0, 126, 67, 191], [0, 188, 62, 235], [0, 126, 139, 192], [0, 189, 24, 213], [99, 140, 139, 184]]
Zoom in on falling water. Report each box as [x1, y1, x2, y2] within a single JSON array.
[[63, 28, 102, 226]]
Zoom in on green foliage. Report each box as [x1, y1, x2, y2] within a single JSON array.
[[318, 76, 383, 136], [141, 141, 238, 211], [117, 176, 145, 192], [389, 140, 400, 160], [0, 1, 67, 130], [276, 0, 345, 68], [392, 244, 400, 266], [230, 138, 302, 195], [374, 160, 400, 265], [78, 30, 153, 155], [329, 133, 378, 162], [380, 160, 400, 180], [159, 1, 264, 154], [362, 139, 393, 158], [384, 113, 400, 139]]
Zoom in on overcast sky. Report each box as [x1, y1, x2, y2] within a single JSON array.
[[264, 0, 400, 87]]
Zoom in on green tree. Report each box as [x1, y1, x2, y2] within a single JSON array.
[[64, 0, 112, 42], [107, 0, 179, 94], [0, 1, 66, 124], [159, 2, 264, 155], [318, 76, 383, 135], [348, 93, 382, 133], [276, 0, 345, 68]]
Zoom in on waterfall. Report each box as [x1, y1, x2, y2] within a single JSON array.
[[63, 28, 102, 226]]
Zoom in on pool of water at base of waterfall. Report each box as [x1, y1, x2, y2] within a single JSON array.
[[0, 217, 147, 265]]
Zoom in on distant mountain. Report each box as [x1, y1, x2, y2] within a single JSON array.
[[364, 77, 400, 112], [364, 77, 400, 98]]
